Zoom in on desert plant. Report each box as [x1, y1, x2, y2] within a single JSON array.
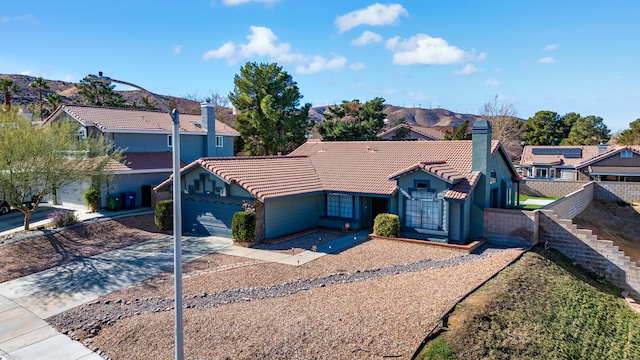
[[373, 213, 400, 237], [48, 209, 78, 228], [154, 199, 173, 231], [232, 211, 256, 242], [83, 188, 100, 212]]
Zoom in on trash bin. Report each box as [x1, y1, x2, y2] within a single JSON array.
[[107, 195, 121, 211], [121, 191, 136, 210]]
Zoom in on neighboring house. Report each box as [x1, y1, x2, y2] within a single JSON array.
[[156, 121, 520, 243], [520, 145, 640, 181], [378, 123, 444, 141], [42, 103, 239, 209]]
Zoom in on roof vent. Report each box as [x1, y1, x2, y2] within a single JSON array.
[[190, 120, 202, 128]]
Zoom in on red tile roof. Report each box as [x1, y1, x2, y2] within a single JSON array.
[[44, 104, 239, 136], [520, 145, 603, 167], [445, 171, 481, 201], [106, 152, 187, 173], [388, 161, 465, 183], [156, 140, 516, 201], [378, 124, 444, 140]]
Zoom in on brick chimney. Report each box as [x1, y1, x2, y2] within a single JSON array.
[[201, 102, 216, 157]]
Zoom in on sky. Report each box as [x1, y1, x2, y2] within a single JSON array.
[[2, 0, 640, 131]]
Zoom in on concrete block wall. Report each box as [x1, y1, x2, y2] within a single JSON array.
[[542, 182, 594, 220], [539, 210, 640, 300], [595, 182, 640, 203], [522, 180, 587, 198], [484, 208, 537, 246]]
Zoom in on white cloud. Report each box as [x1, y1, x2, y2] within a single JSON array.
[[174, 45, 183, 55], [19, 70, 32, 76], [386, 34, 486, 65], [485, 79, 501, 88], [452, 64, 479, 76], [0, 14, 38, 24], [351, 31, 383, 46], [349, 62, 366, 71], [543, 44, 559, 51], [538, 57, 556, 64], [335, 3, 408, 33], [218, 0, 280, 5], [297, 56, 347, 74], [203, 26, 346, 74], [64, 75, 75, 82]]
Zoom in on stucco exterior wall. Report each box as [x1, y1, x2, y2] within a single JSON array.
[[264, 195, 322, 239]]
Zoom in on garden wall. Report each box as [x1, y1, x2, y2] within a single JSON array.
[[484, 208, 537, 246], [521, 180, 586, 198], [523, 179, 640, 203]]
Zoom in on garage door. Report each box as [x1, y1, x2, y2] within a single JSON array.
[[182, 195, 243, 237], [56, 181, 89, 210]]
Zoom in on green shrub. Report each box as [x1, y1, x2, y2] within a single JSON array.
[[154, 200, 173, 231], [373, 213, 400, 237], [48, 209, 78, 228], [83, 188, 101, 212], [232, 211, 256, 242]]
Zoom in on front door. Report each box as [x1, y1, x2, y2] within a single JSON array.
[[371, 197, 388, 223]]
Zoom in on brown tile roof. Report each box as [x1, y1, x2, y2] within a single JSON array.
[[576, 146, 640, 168], [378, 124, 444, 140], [445, 171, 481, 201], [156, 156, 324, 200], [45, 104, 239, 136], [588, 165, 640, 175], [520, 145, 603, 168], [388, 161, 465, 183], [157, 140, 516, 201], [106, 152, 187, 173]]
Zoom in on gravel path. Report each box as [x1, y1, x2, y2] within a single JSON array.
[[47, 242, 523, 360]]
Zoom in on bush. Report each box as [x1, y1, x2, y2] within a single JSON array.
[[373, 213, 400, 237], [232, 211, 256, 242], [48, 209, 78, 228], [154, 200, 173, 231], [83, 188, 100, 212]]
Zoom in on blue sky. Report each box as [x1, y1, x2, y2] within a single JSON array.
[[2, 1, 639, 131]]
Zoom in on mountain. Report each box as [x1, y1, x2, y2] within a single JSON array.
[[0, 74, 202, 115], [309, 104, 481, 129], [3, 73, 483, 129]]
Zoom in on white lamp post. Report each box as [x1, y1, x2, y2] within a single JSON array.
[[88, 72, 184, 360]]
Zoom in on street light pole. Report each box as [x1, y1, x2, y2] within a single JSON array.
[[87, 73, 184, 360]]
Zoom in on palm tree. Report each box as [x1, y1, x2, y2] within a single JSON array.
[[0, 78, 20, 110], [30, 77, 50, 120], [46, 93, 63, 112]]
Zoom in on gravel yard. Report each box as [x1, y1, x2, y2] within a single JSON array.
[[0, 214, 166, 283], [48, 236, 523, 360]]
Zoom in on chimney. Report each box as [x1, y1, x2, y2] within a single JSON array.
[[201, 102, 216, 157], [597, 141, 608, 155], [470, 119, 492, 238]]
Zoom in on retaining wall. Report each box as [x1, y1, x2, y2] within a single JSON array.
[[521, 180, 586, 198], [523, 179, 640, 203], [595, 182, 640, 203], [484, 208, 537, 246]]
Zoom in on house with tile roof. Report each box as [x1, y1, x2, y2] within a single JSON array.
[[378, 123, 445, 141], [42, 103, 239, 209], [156, 120, 519, 243], [519, 145, 640, 181]]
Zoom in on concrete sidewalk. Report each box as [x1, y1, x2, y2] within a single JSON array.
[[0, 224, 368, 359]]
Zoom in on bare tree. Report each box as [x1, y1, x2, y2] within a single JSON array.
[[480, 95, 523, 161]]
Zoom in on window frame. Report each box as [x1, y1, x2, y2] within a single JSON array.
[[216, 135, 224, 148], [167, 134, 173, 148], [621, 150, 633, 158], [326, 193, 354, 218]]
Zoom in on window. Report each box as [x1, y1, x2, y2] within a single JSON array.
[[216, 135, 223, 147], [327, 194, 353, 218], [550, 169, 556, 178], [535, 168, 548, 178], [406, 190, 442, 230], [77, 127, 87, 141], [490, 169, 497, 184], [167, 135, 172, 148], [621, 150, 633, 158]]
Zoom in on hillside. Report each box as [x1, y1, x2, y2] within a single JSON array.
[[3, 73, 482, 129], [0, 74, 202, 115], [309, 104, 481, 129]]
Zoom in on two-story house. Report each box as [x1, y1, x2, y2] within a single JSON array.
[[42, 102, 239, 209]]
